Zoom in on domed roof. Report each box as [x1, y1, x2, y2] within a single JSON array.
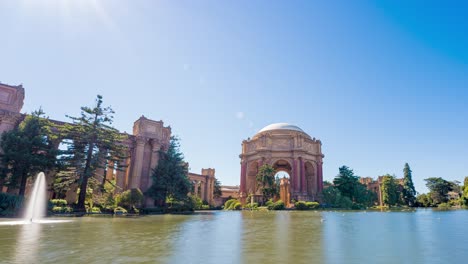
[[257, 123, 305, 134]]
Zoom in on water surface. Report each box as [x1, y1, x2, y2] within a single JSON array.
[[1, 210, 467, 263]]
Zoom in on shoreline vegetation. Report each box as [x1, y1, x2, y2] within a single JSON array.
[[1, 96, 467, 218]]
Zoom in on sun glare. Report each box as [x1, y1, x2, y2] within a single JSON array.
[[19, 0, 117, 31]]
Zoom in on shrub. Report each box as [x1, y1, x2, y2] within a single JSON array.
[[201, 205, 210, 210], [50, 199, 67, 207], [0, 192, 23, 217], [438, 203, 451, 209], [306, 202, 320, 209], [224, 199, 238, 210], [245, 202, 259, 210], [118, 188, 144, 211], [114, 206, 128, 215], [63, 206, 73, 213], [272, 200, 285, 210], [295, 201, 308, 210], [233, 202, 242, 210], [265, 199, 274, 209], [52, 206, 63, 213], [89, 207, 101, 213]]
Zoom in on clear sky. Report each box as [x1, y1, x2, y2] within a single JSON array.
[[1, 0, 467, 193]]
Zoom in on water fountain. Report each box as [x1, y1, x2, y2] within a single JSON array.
[[24, 172, 47, 222], [0, 172, 71, 225]]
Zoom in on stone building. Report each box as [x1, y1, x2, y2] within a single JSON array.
[[239, 123, 324, 204], [0, 83, 217, 206]]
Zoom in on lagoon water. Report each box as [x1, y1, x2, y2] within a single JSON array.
[[1, 209, 467, 264]]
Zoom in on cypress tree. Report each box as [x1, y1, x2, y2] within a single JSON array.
[[402, 163, 417, 206]]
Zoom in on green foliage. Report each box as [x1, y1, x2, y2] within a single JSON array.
[[322, 186, 354, 209], [437, 203, 451, 209], [305, 201, 320, 209], [50, 199, 67, 207], [425, 177, 454, 205], [295, 201, 308, 210], [416, 193, 433, 207], [51, 206, 73, 213], [0, 192, 23, 217], [381, 175, 400, 207], [89, 207, 101, 213], [0, 109, 58, 196], [266, 199, 284, 210], [255, 164, 279, 204], [463, 177, 468, 206], [117, 188, 143, 211], [146, 137, 192, 206], [213, 178, 222, 198], [61, 95, 128, 211], [188, 195, 203, 210], [114, 206, 128, 215], [223, 199, 241, 210], [402, 163, 417, 206], [333, 166, 360, 200], [244, 202, 258, 210]]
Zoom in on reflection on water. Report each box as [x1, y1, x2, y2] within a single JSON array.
[[0, 210, 468, 263], [15, 222, 42, 264]]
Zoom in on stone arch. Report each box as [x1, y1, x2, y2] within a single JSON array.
[[272, 159, 292, 175]]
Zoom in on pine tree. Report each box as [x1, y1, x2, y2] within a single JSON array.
[[146, 137, 192, 207], [402, 163, 417, 206], [213, 178, 222, 198], [0, 109, 58, 196], [62, 95, 127, 211]]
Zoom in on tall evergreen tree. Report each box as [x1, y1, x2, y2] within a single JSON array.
[[213, 178, 222, 199], [62, 95, 127, 211], [333, 166, 360, 201], [402, 163, 417, 206], [0, 109, 58, 196], [146, 137, 192, 206]]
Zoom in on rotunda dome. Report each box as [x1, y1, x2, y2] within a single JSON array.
[[255, 123, 310, 138]]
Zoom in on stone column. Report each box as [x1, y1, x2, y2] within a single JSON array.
[[130, 137, 146, 189], [106, 161, 115, 180], [115, 158, 127, 192], [147, 142, 160, 190], [318, 161, 323, 193], [200, 180, 206, 202], [240, 161, 247, 195], [300, 157, 306, 194], [292, 159, 298, 192]]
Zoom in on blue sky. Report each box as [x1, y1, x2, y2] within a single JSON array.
[[1, 0, 467, 193]]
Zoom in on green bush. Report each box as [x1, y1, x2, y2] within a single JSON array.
[[295, 201, 308, 210], [245, 202, 259, 210], [90, 207, 101, 213], [224, 199, 239, 210], [306, 202, 320, 209], [0, 192, 23, 217], [201, 205, 210, 210], [117, 188, 144, 211], [50, 199, 67, 207], [52, 206, 63, 213], [114, 206, 128, 215], [272, 200, 285, 210], [233, 202, 242, 210], [438, 203, 451, 209]]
